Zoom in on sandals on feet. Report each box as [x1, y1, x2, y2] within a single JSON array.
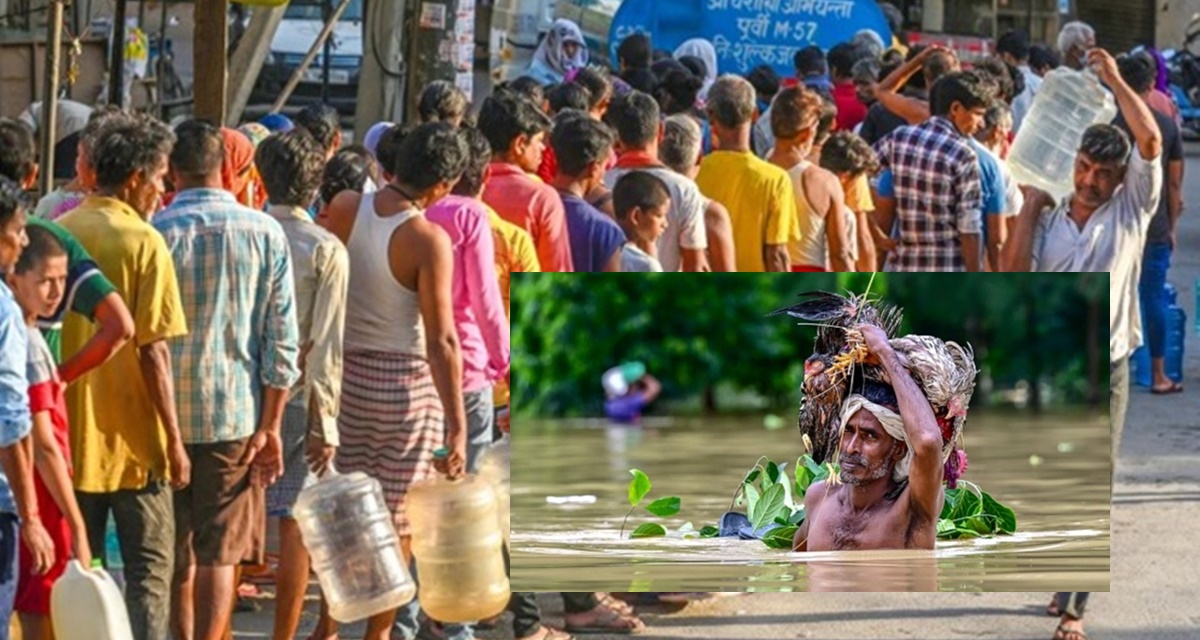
[[1045, 601, 1061, 617], [518, 627, 575, 640], [565, 606, 646, 635], [596, 592, 635, 616], [1054, 624, 1088, 640]]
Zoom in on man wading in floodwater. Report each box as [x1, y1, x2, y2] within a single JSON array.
[[793, 325, 945, 551]]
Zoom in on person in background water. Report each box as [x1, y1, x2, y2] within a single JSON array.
[[697, 75, 799, 272], [551, 113, 625, 273], [613, 171, 671, 272], [8, 226, 94, 640], [603, 363, 662, 424], [479, 93, 574, 272], [59, 115, 190, 640], [526, 19, 588, 86], [155, 120, 301, 640], [0, 177, 56, 638], [254, 130, 348, 640]]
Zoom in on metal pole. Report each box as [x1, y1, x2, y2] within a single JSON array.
[[40, 0, 66, 198], [270, 0, 353, 113], [158, 0, 168, 119], [322, 0, 333, 103], [108, 0, 125, 107]]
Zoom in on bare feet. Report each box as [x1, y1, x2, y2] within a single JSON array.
[[1054, 616, 1087, 640], [564, 604, 646, 635], [516, 626, 574, 640]]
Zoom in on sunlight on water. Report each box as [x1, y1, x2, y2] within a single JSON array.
[[510, 413, 1111, 592]]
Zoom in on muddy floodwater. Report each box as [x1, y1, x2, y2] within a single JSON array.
[[510, 412, 1111, 592]]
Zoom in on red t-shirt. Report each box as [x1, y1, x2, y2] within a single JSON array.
[[832, 82, 867, 132]]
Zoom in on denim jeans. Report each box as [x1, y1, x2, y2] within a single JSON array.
[[0, 513, 19, 640], [1139, 242, 1172, 358], [464, 386, 495, 474]]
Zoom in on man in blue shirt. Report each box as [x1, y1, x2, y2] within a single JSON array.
[[0, 178, 54, 627]]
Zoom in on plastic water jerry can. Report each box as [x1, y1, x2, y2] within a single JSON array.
[[50, 559, 134, 640]]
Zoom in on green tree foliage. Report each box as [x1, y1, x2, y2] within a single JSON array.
[[511, 273, 1107, 417]]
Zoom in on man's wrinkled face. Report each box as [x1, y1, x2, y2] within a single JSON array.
[[854, 77, 878, 105], [839, 408, 903, 485], [949, 102, 988, 137], [1073, 152, 1125, 209]]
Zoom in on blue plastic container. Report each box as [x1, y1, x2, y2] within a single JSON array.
[[1133, 282, 1185, 387]]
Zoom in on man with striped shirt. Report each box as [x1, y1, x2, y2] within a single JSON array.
[[154, 121, 299, 640]]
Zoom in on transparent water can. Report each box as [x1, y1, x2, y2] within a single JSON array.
[[479, 438, 510, 545], [294, 468, 416, 622], [1008, 67, 1117, 200], [407, 458, 510, 623]]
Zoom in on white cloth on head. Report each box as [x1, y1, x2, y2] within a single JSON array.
[[839, 393, 912, 482], [673, 39, 718, 100], [530, 19, 588, 83]]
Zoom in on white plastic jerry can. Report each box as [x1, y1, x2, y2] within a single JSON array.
[[50, 559, 134, 640]]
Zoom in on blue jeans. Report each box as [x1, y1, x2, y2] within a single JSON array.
[[0, 512, 19, 640], [1139, 242, 1172, 358]]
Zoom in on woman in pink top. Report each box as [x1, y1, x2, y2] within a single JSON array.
[[424, 127, 511, 472]]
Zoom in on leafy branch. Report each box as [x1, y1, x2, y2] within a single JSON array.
[[620, 469, 682, 538]]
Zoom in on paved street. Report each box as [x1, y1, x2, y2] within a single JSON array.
[[227, 145, 1200, 638]]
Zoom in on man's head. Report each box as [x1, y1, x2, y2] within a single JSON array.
[[746, 64, 782, 107], [769, 86, 823, 146], [1118, 54, 1155, 97], [1057, 21, 1095, 71], [971, 57, 1016, 105], [573, 67, 614, 119], [503, 77, 548, 111], [851, 30, 885, 61], [551, 113, 615, 192], [659, 114, 703, 178], [705, 74, 756, 133], [930, 71, 995, 137], [393, 122, 469, 205], [320, 148, 375, 206], [838, 381, 907, 486], [477, 93, 553, 173], [819, 131, 880, 183], [1073, 124, 1131, 210], [794, 45, 828, 79], [417, 80, 470, 126], [0, 118, 37, 187], [604, 90, 661, 152], [613, 170, 670, 244], [452, 126, 493, 198], [293, 103, 341, 158], [922, 49, 959, 89], [91, 114, 176, 218], [1028, 44, 1060, 77], [996, 29, 1031, 66], [256, 130, 325, 208], [169, 119, 225, 188], [654, 68, 704, 115], [7, 224, 66, 319], [374, 124, 411, 183], [618, 33, 652, 71], [851, 58, 881, 105], [826, 43, 859, 83], [975, 100, 1013, 151], [0, 177, 29, 272], [548, 82, 592, 115]]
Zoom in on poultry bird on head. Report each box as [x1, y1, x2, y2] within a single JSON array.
[[770, 291, 979, 487], [768, 290, 904, 465]]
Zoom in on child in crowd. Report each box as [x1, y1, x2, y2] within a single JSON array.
[[613, 171, 671, 272]]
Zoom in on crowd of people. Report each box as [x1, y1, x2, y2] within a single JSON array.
[[0, 8, 1178, 640]]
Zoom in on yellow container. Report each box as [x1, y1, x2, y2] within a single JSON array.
[[407, 455, 510, 623]]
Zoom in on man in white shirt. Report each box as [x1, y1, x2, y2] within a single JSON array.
[[1003, 45, 1161, 464]]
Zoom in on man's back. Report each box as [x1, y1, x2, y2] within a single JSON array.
[[875, 117, 983, 272], [59, 196, 188, 492], [561, 192, 625, 273], [483, 162, 573, 272], [154, 188, 299, 444], [696, 150, 799, 272]]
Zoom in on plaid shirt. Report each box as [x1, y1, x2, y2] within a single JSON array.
[[875, 116, 983, 272], [155, 189, 300, 444]]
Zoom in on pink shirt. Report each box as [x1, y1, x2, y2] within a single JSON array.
[[425, 195, 511, 393], [482, 162, 574, 272]]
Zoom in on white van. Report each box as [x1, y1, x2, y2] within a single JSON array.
[[489, 0, 557, 83], [252, 0, 364, 113]]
